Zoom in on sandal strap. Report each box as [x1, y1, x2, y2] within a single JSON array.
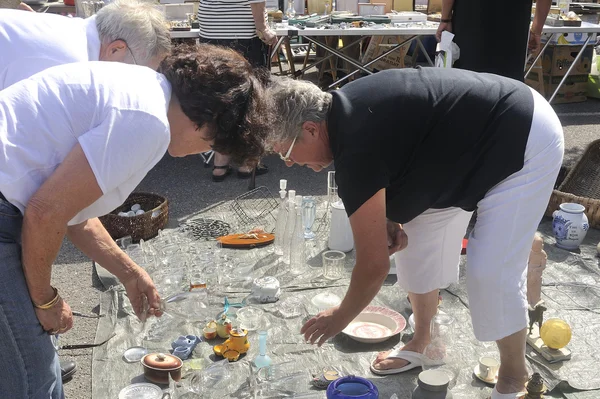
[[213, 165, 230, 170]]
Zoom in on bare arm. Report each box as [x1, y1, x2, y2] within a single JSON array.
[[441, 0, 455, 20], [531, 0, 552, 35], [66, 218, 136, 282], [529, 0, 551, 52], [338, 189, 391, 318], [251, 1, 277, 45], [436, 0, 456, 41], [23, 144, 103, 306], [301, 189, 392, 345]]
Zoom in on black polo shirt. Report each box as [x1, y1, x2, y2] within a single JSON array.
[[327, 67, 534, 224]]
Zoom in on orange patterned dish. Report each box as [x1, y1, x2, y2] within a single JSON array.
[[216, 233, 275, 248]]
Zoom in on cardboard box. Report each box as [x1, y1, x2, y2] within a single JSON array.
[[542, 45, 593, 76], [393, 0, 414, 11], [361, 35, 411, 71], [544, 31, 598, 45], [526, 72, 589, 104]]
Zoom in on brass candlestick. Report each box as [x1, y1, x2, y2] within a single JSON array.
[[523, 373, 546, 399]]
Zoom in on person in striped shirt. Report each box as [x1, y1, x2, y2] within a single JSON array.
[[197, 0, 277, 182]]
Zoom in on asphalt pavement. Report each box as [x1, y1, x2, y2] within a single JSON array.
[[53, 97, 599, 398]]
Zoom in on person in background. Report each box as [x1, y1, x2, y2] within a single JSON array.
[[435, 0, 552, 81], [266, 68, 563, 399], [0, 44, 269, 398], [0, 0, 172, 88], [197, 0, 277, 182]]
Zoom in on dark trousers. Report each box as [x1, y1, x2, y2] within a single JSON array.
[[199, 36, 269, 68]]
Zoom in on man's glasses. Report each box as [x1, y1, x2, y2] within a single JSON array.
[[117, 38, 137, 65], [279, 136, 297, 162]]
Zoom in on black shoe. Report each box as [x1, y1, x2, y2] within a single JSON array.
[[61, 360, 77, 382], [212, 165, 232, 182], [237, 165, 269, 179]]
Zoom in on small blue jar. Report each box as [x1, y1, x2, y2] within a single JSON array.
[[326, 375, 379, 399]]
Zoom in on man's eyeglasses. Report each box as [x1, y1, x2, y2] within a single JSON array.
[[279, 136, 297, 162], [117, 38, 137, 65]]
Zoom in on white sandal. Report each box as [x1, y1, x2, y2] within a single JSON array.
[[490, 385, 525, 399]]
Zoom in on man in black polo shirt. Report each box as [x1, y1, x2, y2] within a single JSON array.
[[267, 67, 564, 398]]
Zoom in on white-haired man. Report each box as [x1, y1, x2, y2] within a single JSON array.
[[0, 0, 171, 88]]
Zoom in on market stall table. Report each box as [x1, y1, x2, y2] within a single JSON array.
[[273, 23, 438, 88], [88, 196, 600, 398], [525, 21, 600, 103]]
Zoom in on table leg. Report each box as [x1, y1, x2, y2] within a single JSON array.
[[283, 37, 297, 78], [524, 34, 555, 79]]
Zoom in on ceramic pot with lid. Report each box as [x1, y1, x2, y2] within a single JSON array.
[[141, 352, 183, 385]]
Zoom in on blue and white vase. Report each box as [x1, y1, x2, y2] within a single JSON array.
[[552, 203, 589, 250]]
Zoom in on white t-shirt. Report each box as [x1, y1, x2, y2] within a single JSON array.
[[0, 9, 100, 90], [0, 61, 171, 225]]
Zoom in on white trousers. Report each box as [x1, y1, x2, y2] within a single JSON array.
[[395, 88, 564, 341]]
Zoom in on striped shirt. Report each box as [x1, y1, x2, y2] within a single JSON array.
[[197, 0, 266, 40]]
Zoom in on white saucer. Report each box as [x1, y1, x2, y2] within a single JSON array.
[[473, 364, 498, 385]]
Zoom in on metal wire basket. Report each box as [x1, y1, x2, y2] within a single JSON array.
[[230, 186, 279, 231]]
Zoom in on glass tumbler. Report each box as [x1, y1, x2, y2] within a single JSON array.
[[322, 250, 345, 280]]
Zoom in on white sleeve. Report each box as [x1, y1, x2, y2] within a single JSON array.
[[77, 108, 170, 195], [0, 56, 69, 90]]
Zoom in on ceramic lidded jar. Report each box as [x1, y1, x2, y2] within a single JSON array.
[[552, 203, 589, 250], [141, 352, 183, 384], [412, 370, 453, 399]]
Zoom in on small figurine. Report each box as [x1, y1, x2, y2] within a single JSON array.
[[528, 302, 548, 336], [312, 369, 341, 389], [213, 327, 250, 362], [216, 314, 232, 338], [523, 373, 546, 399], [203, 321, 218, 340], [527, 233, 547, 335]]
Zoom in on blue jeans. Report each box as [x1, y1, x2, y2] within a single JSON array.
[[0, 196, 63, 398]]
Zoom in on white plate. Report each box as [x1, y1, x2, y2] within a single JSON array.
[[342, 306, 406, 344], [118, 383, 163, 399]]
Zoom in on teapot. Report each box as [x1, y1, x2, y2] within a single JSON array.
[[213, 327, 250, 362], [328, 200, 354, 253]]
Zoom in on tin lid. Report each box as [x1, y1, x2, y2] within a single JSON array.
[[417, 370, 450, 392], [142, 353, 182, 370]]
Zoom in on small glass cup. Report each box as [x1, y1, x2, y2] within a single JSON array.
[[322, 250, 345, 280]]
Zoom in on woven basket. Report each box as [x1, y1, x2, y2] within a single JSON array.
[[99, 192, 169, 242], [545, 139, 600, 228]]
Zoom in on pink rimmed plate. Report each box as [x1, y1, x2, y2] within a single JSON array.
[[342, 306, 406, 344]]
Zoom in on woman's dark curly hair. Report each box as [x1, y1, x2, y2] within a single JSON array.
[[159, 43, 271, 164]]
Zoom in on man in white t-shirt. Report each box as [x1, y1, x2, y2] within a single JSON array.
[[0, 0, 171, 90], [0, 45, 270, 398]]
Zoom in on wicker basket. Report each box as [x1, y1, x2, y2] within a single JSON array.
[[545, 139, 600, 228], [99, 192, 169, 242]]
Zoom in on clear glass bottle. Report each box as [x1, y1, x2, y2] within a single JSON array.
[[422, 313, 458, 388], [281, 190, 296, 265], [273, 179, 288, 256], [253, 330, 272, 370], [289, 195, 305, 276], [285, 0, 296, 19]]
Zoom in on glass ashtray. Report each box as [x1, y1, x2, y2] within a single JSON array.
[[311, 292, 341, 313], [278, 296, 304, 318], [235, 306, 263, 331]]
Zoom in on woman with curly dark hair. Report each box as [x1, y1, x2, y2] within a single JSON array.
[[0, 43, 266, 397]]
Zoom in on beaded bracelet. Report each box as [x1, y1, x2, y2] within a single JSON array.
[[34, 286, 61, 310]]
